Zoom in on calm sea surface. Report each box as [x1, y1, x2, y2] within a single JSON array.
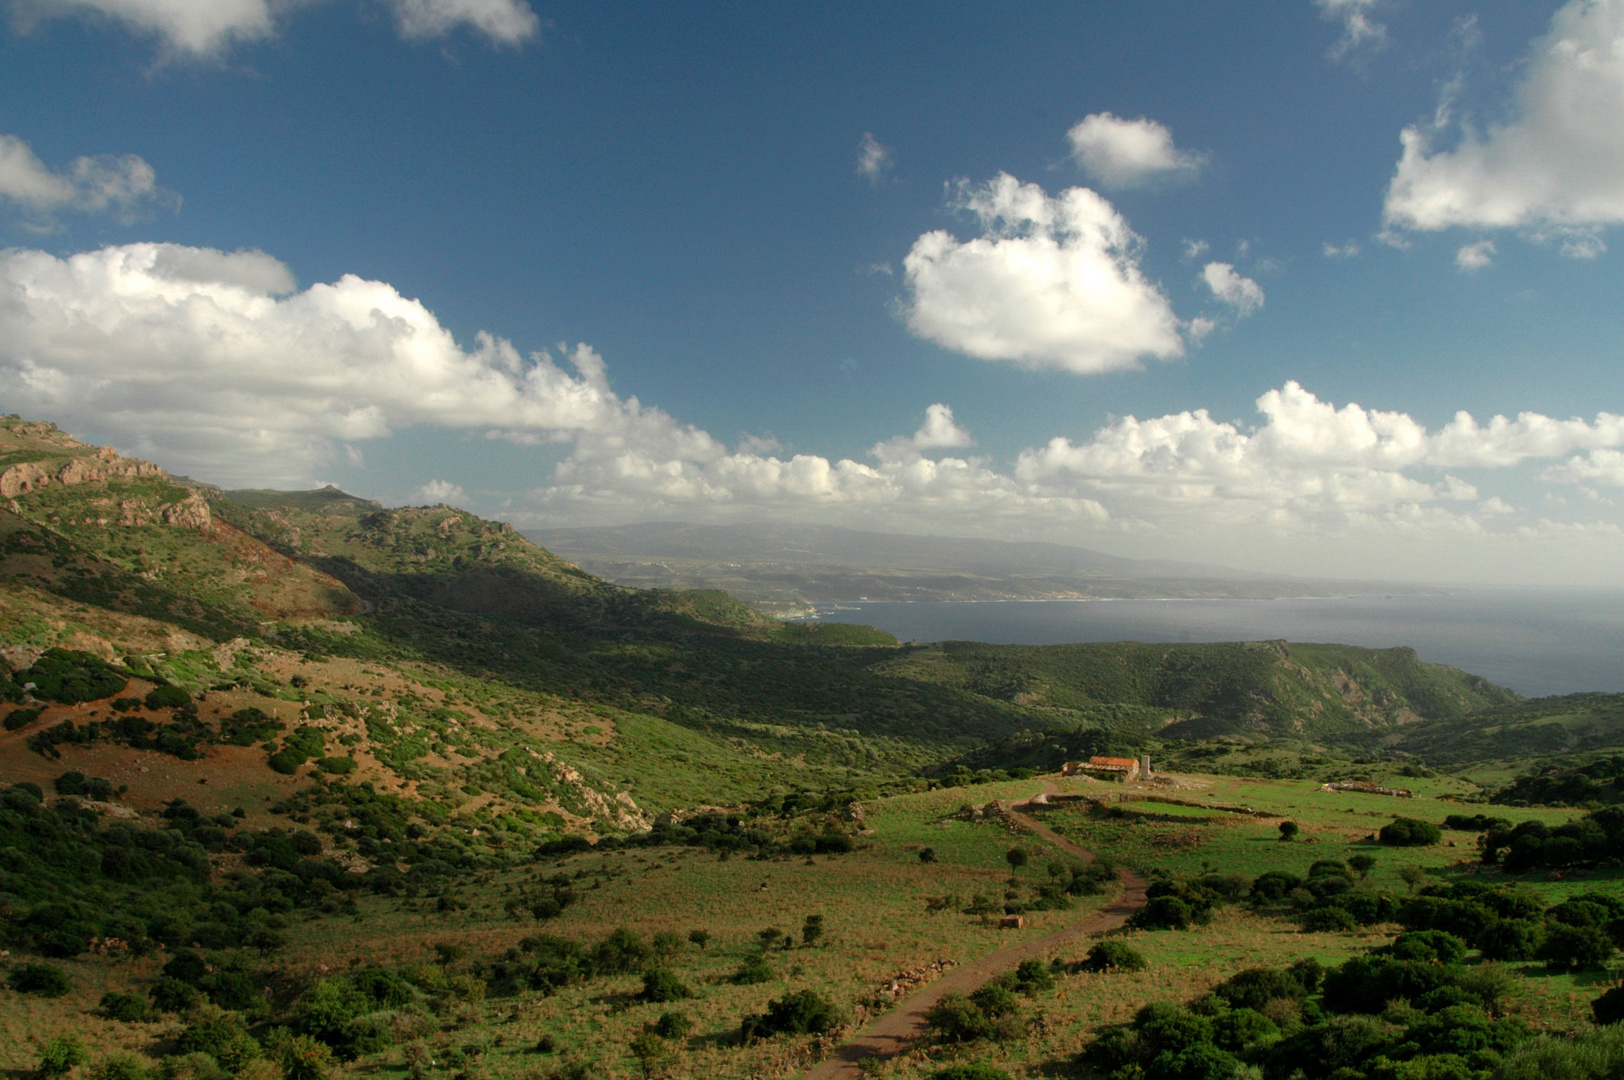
[[805, 589, 1624, 697]]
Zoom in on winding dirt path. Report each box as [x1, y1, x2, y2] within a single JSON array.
[[800, 784, 1148, 1080]]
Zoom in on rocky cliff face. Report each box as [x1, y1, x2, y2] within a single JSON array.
[[0, 420, 208, 530]]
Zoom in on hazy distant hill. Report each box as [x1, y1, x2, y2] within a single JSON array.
[[526, 521, 1444, 612]]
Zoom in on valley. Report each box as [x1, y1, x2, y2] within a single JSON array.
[[1, 415, 1621, 1080]]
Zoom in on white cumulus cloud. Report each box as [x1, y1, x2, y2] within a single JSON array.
[[411, 479, 469, 505], [0, 133, 174, 225], [10, 241, 1624, 583], [1200, 262, 1265, 316], [1066, 112, 1205, 189], [902, 173, 1184, 374], [20, 0, 539, 55], [1384, 0, 1624, 242]]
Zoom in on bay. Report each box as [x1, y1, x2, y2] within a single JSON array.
[[805, 589, 1624, 697]]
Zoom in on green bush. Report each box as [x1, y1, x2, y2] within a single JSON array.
[[315, 757, 356, 775], [1130, 895, 1193, 930], [933, 1066, 1014, 1080], [1493, 1026, 1624, 1080], [100, 991, 151, 1021], [1595, 986, 1624, 1026], [1380, 817, 1443, 847], [88, 1054, 151, 1080], [144, 685, 192, 710], [1009, 958, 1053, 993], [1299, 906, 1358, 932], [35, 1034, 87, 1079], [5, 706, 43, 730], [1079, 940, 1147, 973], [653, 1011, 692, 1039], [924, 992, 1015, 1043], [739, 989, 840, 1040], [19, 650, 127, 704], [265, 1029, 334, 1080], [731, 955, 774, 985], [10, 962, 72, 996], [175, 1005, 261, 1070], [639, 967, 691, 1003], [1539, 924, 1616, 971]]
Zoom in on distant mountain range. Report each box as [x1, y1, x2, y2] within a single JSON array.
[[525, 521, 1447, 613]]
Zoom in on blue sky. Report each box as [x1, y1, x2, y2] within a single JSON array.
[[3, 0, 1624, 584]]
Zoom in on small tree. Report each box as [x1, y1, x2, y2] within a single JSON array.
[[801, 914, 824, 947], [687, 928, 710, 950], [1347, 854, 1376, 879], [757, 926, 785, 951], [918, 847, 938, 864], [36, 1035, 87, 1080], [1278, 821, 1300, 842], [1006, 847, 1029, 871], [1398, 865, 1427, 893]]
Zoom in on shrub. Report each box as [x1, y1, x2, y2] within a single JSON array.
[[1010, 959, 1053, 993], [1278, 821, 1299, 842], [100, 992, 151, 1021], [639, 967, 691, 1003], [11, 962, 72, 996], [1380, 818, 1443, 847], [1080, 940, 1147, 973], [731, 956, 774, 985], [175, 1005, 261, 1071], [653, 1011, 692, 1039], [20, 650, 127, 704], [687, 929, 709, 949], [740, 990, 840, 1040], [924, 992, 1014, 1043], [5, 706, 43, 730], [144, 685, 192, 710], [1213, 967, 1311, 1012], [1130, 895, 1193, 931], [1492, 1026, 1624, 1080], [88, 1056, 150, 1080], [264, 1029, 333, 1080], [918, 847, 938, 863], [934, 1067, 1014, 1080], [1540, 925, 1616, 972], [1595, 986, 1624, 1026], [1347, 854, 1376, 878], [315, 757, 356, 775], [592, 928, 652, 974], [1299, 906, 1358, 932], [35, 1035, 87, 1079], [1250, 870, 1304, 902], [1387, 930, 1468, 965]]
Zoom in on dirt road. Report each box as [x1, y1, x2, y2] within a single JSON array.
[[800, 786, 1148, 1079]]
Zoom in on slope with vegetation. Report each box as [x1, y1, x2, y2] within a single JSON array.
[[1, 413, 1623, 1080]]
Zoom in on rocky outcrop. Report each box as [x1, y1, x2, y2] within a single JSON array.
[[0, 448, 166, 497], [0, 445, 210, 531]]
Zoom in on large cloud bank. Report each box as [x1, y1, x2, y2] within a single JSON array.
[[1384, 0, 1624, 249], [4, 243, 1623, 582], [902, 174, 1185, 374]]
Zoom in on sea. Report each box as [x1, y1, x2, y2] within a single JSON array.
[[801, 589, 1624, 698]]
